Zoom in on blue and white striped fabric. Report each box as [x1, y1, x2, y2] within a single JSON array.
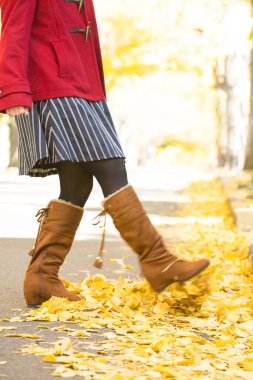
[[15, 97, 125, 177]]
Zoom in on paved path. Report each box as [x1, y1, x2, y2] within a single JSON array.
[[0, 166, 215, 379]]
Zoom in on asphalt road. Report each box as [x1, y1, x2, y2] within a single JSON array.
[[0, 166, 213, 380]]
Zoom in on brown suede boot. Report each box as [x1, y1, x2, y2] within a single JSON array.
[[99, 185, 210, 293], [23, 199, 83, 307]]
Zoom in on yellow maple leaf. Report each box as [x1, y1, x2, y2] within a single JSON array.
[[4, 333, 41, 339], [42, 354, 57, 363]]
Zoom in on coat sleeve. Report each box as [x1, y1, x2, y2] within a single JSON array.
[[0, 0, 37, 113]]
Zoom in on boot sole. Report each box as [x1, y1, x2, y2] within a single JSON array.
[[26, 304, 42, 309], [156, 262, 210, 293]]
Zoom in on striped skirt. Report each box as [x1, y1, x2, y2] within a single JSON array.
[[14, 97, 125, 177]]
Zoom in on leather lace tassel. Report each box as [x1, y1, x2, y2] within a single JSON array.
[[92, 211, 107, 269], [29, 246, 35, 257], [28, 207, 50, 256]]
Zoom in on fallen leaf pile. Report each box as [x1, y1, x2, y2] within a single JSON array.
[[2, 178, 253, 379]]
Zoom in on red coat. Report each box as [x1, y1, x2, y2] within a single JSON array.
[[0, 0, 106, 113]]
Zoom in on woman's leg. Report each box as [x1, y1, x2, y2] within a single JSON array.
[[24, 160, 94, 306], [88, 158, 128, 197], [102, 186, 209, 292], [24, 199, 84, 306], [56, 161, 94, 207], [88, 158, 209, 292]]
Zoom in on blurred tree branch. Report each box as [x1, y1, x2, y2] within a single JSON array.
[[102, 14, 158, 90]]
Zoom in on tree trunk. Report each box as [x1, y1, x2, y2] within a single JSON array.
[[243, 4, 253, 169]]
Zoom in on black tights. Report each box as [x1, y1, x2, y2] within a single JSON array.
[[56, 158, 128, 208]]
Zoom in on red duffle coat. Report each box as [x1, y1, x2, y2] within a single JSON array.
[[0, 0, 106, 113]]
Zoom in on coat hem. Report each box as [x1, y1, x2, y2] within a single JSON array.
[[32, 89, 106, 102]]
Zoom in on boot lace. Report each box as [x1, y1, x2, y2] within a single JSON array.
[[28, 207, 50, 256]]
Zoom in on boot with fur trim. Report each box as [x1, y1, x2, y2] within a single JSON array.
[[24, 199, 83, 307], [100, 185, 210, 293]]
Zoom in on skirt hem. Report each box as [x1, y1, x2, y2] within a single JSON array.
[[20, 155, 126, 178]]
